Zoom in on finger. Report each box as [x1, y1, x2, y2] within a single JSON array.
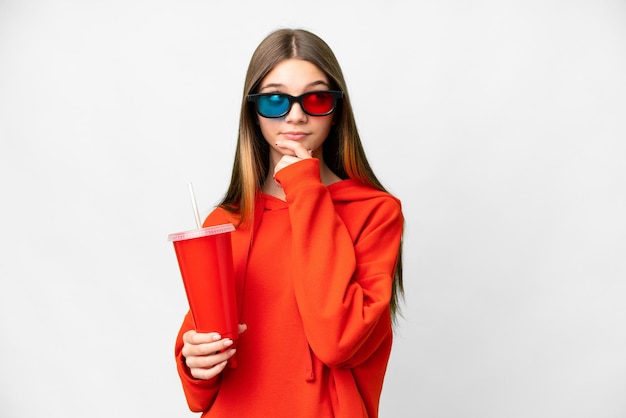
[[182, 337, 233, 358], [190, 359, 229, 380], [183, 330, 222, 345], [182, 329, 197, 343], [238, 323, 248, 334], [186, 347, 236, 369], [276, 140, 312, 159]]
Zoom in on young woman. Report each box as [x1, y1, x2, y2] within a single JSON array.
[[175, 28, 404, 418]]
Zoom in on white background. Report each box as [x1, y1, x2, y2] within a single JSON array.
[[1, 1, 625, 417]]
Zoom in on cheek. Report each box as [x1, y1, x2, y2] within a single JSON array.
[[258, 119, 279, 141], [316, 117, 334, 137]]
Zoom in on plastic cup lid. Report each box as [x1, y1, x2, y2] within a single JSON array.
[[167, 223, 235, 242]]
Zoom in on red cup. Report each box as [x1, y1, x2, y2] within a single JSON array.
[[168, 223, 238, 367]]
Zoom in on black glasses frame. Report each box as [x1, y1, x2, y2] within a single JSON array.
[[246, 90, 344, 118]]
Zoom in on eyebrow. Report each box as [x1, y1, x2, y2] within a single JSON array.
[[259, 80, 330, 92]]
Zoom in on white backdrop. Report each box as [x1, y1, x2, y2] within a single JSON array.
[[1, 1, 625, 417]]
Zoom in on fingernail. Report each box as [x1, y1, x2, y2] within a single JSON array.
[[212, 334, 222, 341], [228, 349, 237, 355], [223, 339, 233, 347]]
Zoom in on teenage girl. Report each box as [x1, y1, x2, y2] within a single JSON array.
[[175, 28, 404, 418]]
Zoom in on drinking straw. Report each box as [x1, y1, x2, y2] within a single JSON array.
[[187, 182, 202, 229]]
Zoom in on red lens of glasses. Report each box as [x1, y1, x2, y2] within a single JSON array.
[[301, 92, 334, 114]]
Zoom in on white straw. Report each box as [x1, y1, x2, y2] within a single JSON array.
[[187, 182, 202, 229]]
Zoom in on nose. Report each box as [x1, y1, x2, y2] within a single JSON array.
[[285, 102, 307, 123]]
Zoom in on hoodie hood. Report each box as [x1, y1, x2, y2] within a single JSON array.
[[328, 179, 401, 206]]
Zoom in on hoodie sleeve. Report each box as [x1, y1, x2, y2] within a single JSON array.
[[174, 311, 221, 412], [274, 158, 403, 368]]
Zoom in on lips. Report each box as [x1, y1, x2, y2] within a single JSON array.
[[282, 132, 308, 141]]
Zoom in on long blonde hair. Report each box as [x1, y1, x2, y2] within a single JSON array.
[[219, 28, 404, 320]]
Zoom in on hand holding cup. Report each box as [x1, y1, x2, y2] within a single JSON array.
[[182, 324, 247, 380]]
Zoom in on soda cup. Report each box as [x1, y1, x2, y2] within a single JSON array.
[[168, 223, 238, 367]]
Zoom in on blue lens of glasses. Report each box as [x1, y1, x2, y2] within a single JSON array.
[[257, 94, 290, 117]]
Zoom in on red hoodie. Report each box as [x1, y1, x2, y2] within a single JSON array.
[[175, 158, 403, 417]]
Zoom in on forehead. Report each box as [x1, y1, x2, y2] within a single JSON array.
[[260, 59, 329, 90]]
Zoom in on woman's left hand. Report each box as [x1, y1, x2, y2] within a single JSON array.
[[274, 140, 313, 177]]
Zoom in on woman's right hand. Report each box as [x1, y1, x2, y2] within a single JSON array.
[[182, 324, 247, 380]]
